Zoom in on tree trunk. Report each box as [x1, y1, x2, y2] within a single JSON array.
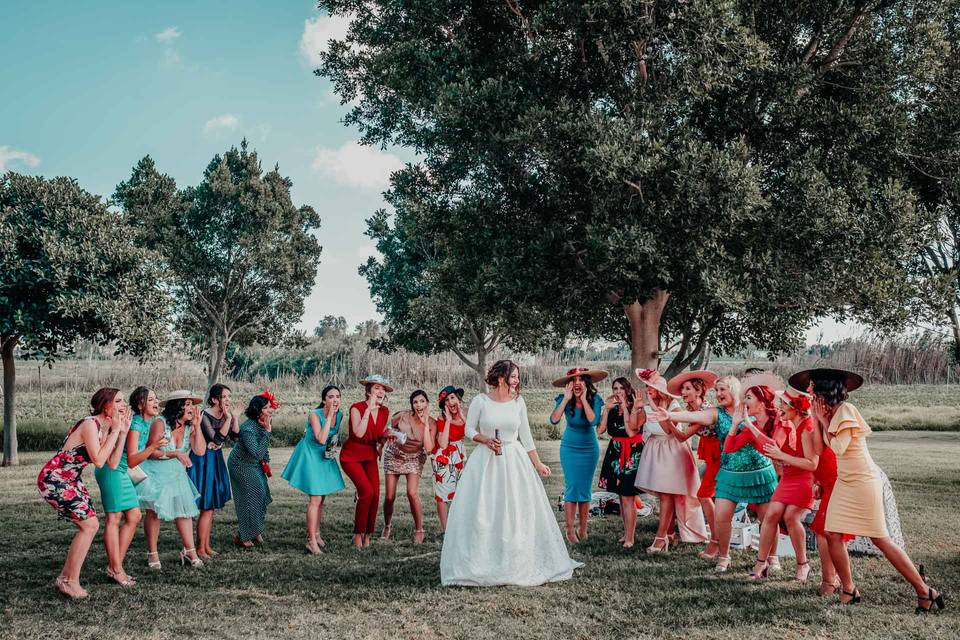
[[2, 335, 19, 467], [475, 347, 487, 390], [207, 333, 227, 389], [624, 289, 670, 372]]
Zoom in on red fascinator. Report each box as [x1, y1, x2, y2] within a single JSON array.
[[259, 389, 280, 409]]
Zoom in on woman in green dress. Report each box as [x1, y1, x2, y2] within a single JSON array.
[[94, 386, 167, 585], [229, 392, 277, 547]]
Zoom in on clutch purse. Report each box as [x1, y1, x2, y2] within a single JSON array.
[[323, 445, 340, 460], [260, 460, 272, 477], [128, 465, 148, 485]]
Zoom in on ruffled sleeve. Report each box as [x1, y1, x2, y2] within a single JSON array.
[[828, 402, 869, 456]]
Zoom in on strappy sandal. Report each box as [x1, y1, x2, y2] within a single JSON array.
[[748, 557, 769, 581], [714, 555, 731, 573], [646, 536, 669, 554], [179, 548, 204, 568], [819, 576, 841, 596], [146, 551, 162, 570], [54, 576, 88, 599], [916, 587, 945, 614], [839, 588, 862, 605], [305, 540, 323, 555], [794, 561, 811, 583], [698, 539, 719, 559], [106, 567, 137, 587]]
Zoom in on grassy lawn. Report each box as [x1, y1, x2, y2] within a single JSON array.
[[0, 432, 957, 639]]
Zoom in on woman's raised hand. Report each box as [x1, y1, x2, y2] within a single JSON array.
[[603, 394, 617, 411], [648, 405, 670, 423], [562, 381, 574, 401]]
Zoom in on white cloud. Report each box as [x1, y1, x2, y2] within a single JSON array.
[[300, 14, 350, 67], [155, 27, 181, 43], [311, 141, 404, 190], [204, 114, 240, 135], [0, 145, 41, 172]]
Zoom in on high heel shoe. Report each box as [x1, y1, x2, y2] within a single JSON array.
[[413, 529, 425, 545], [794, 561, 811, 583], [839, 588, 862, 605], [646, 536, 669, 554], [819, 576, 842, 596], [305, 540, 322, 555], [179, 548, 204, 568], [698, 539, 719, 560], [714, 556, 731, 573], [748, 557, 769, 581], [380, 523, 392, 541], [106, 567, 137, 587], [233, 535, 254, 549], [146, 552, 162, 571], [916, 587, 945, 614], [54, 576, 88, 599], [766, 555, 782, 574]]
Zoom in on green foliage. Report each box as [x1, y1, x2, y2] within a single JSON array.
[[319, 0, 944, 371], [0, 173, 170, 359], [114, 143, 322, 385]]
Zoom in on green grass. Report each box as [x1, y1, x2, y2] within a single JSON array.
[[6, 384, 960, 452], [0, 432, 957, 639]]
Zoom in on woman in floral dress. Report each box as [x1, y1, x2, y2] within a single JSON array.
[[424, 385, 468, 532], [37, 388, 130, 599], [597, 376, 642, 548]]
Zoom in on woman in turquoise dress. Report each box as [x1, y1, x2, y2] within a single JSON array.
[[189, 383, 237, 559], [136, 390, 206, 569], [229, 392, 276, 547], [549, 367, 606, 543], [95, 386, 167, 585], [282, 385, 346, 554]]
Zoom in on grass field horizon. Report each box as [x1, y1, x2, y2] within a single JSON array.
[[0, 433, 956, 639]]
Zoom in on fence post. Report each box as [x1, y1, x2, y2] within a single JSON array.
[[38, 364, 44, 422]]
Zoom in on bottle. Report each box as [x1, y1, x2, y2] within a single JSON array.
[[494, 429, 502, 456]]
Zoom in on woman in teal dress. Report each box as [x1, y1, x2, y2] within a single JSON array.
[[282, 385, 346, 554], [95, 386, 166, 585], [229, 392, 276, 547], [550, 367, 606, 543], [136, 390, 206, 569]]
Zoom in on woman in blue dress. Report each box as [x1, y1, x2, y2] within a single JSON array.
[[549, 367, 606, 543], [136, 390, 206, 569], [189, 383, 237, 559], [282, 385, 346, 555]]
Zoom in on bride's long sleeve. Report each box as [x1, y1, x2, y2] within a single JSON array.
[[517, 396, 536, 452], [465, 395, 483, 441]]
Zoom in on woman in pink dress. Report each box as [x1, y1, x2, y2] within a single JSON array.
[[632, 369, 707, 553], [755, 387, 818, 582]]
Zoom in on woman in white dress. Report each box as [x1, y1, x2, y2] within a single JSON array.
[[440, 360, 583, 587]]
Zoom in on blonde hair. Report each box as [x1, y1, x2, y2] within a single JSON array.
[[717, 375, 741, 403]]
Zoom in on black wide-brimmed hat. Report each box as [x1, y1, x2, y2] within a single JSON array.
[[788, 368, 864, 393], [438, 385, 465, 407]]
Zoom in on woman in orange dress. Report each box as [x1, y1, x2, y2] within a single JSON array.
[[793, 368, 945, 613]]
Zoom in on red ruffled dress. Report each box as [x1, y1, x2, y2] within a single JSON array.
[[770, 417, 815, 509]]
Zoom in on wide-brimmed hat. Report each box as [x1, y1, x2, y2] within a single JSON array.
[[438, 385, 465, 406], [775, 386, 812, 413], [160, 390, 203, 407], [740, 372, 786, 399], [634, 368, 680, 399], [788, 368, 863, 393], [359, 374, 394, 393], [551, 367, 610, 388], [666, 369, 719, 397]]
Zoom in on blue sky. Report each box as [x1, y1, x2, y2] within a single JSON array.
[[1, 2, 854, 344], [1, 1, 401, 333]]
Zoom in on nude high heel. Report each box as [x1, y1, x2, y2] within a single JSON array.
[[146, 551, 162, 570], [179, 548, 204, 568], [646, 536, 670, 554]]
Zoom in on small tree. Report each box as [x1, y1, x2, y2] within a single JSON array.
[[0, 173, 169, 465], [314, 315, 348, 338], [115, 143, 322, 387]]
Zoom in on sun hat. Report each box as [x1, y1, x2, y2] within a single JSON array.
[[551, 367, 610, 388], [740, 372, 786, 399], [788, 368, 864, 393], [634, 368, 680, 399], [774, 386, 812, 413], [160, 390, 203, 407], [359, 374, 394, 393], [666, 369, 719, 397]]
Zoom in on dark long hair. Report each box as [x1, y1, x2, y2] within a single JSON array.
[[812, 379, 849, 408], [409, 389, 428, 411], [611, 377, 634, 414], [208, 383, 231, 407], [129, 386, 151, 417], [566, 376, 598, 416], [317, 385, 340, 410], [162, 398, 188, 429]]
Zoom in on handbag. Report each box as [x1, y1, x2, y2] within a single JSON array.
[[260, 460, 272, 477], [323, 445, 340, 460], [128, 465, 148, 485]]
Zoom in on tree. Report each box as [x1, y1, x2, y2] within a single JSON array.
[[319, 1, 940, 374], [361, 166, 565, 386], [314, 315, 348, 338], [114, 143, 322, 387], [0, 173, 169, 465]]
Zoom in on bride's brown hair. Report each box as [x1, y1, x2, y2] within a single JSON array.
[[485, 359, 521, 398]]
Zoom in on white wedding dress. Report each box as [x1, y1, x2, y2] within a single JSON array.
[[440, 393, 583, 587]]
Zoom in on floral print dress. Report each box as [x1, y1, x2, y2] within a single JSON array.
[[37, 418, 99, 522], [431, 419, 466, 503]]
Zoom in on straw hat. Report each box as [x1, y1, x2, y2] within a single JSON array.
[[788, 368, 864, 393], [359, 374, 394, 393], [739, 372, 786, 399], [160, 390, 203, 407], [634, 368, 680, 399], [551, 367, 610, 388], [774, 386, 812, 413], [666, 369, 719, 397]]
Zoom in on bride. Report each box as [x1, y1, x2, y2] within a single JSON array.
[[440, 359, 583, 586]]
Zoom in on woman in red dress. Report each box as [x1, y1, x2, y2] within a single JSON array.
[[341, 375, 392, 549], [757, 387, 818, 582]]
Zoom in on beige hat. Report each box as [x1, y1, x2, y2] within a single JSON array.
[[551, 367, 610, 388], [634, 368, 680, 399], [359, 374, 394, 393], [739, 372, 786, 399], [666, 369, 719, 397], [160, 390, 203, 407]]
